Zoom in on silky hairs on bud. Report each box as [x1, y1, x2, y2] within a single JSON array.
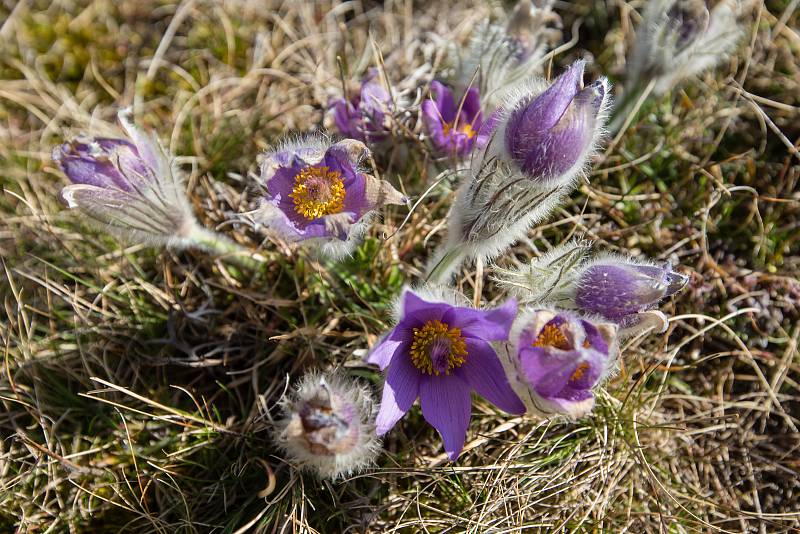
[[273, 371, 380, 480], [427, 62, 610, 282]]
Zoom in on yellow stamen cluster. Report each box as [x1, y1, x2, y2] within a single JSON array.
[[532, 323, 571, 350], [442, 121, 476, 139], [410, 320, 467, 376], [289, 165, 346, 221], [570, 362, 590, 383]]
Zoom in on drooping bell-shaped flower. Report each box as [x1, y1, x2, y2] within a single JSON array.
[[53, 109, 201, 248], [367, 287, 524, 460], [273, 371, 380, 479], [427, 61, 609, 282], [572, 256, 689, 327], [626, 0, 744, 95], [253, 137, 406, 259], [421, 81, 493, 158], [500, 309, 617, 418], [329, 71, 392, 142]]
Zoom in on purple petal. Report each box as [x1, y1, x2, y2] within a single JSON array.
[[367, 329, 406, 371], [458, 338, 525, 414], [419, 374, 472, 460], [443, 298, 517, 341], [375, 354, 421, 435], [459, 87, 481, 125], [429, 81, 456, 122]]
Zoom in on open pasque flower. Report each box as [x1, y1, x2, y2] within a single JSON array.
[[501, 309, 617, 417], [428, 61, 609, 282], [53, 109, 201, 248], [367, 287, 524, 460], [421, 81, 492, 158], [274, 371, 380, 479], [329, 71, 392, 142], [254, 137, 406, 259]]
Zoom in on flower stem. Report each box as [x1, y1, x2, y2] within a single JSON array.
[[188, 226, 267, 270], [425, 247, 466, 285]]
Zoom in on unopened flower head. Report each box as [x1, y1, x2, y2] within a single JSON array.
[[572, 255, 689, 325], [366, 286, 524, 460], [453, 0, 561, 109], [497, 60, 609, 186], [53, 109, 199, 248], [254, 137, 406, 259], [421, 81, 493, 158], [329, 71, 392, 142], [627, 0, 744, 94], [501, 309, 617, 418], [274, 371, 380, 479], [428, 62, 609, 280]]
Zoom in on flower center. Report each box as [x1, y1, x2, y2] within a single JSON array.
[[410, 320, 467, 376], [532, 323, 571, 350], [569, 362, 590, 383], [289, 165, 346, 221], [442, 121, 476, 139]]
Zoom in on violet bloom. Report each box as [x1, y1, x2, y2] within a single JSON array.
[[573, 256, 689, 325], [367, 288, 524, 460], [255, 138, 406, 259], [504, 309, 617, 418], [329, 75, 391, 142], [500, 60, 608, 185], [53, 109, 200, 248], [421, 81, 492, 158]]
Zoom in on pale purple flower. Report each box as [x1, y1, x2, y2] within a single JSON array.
[[573, 257, 689, 324], [254, 138, 406, 259], [502, 309, 617, 418], [274, 371, 380, 479], [367, 287, 524, 460], [329, 73, 392, 142], [53, 109, 199, 248], [421, 81, 493, 158], [501, 60, 608, 185]]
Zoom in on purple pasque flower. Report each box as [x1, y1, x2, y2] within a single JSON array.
[[367, 287, 525, 460], [501, 60, 608, 185], [329, 73, 392, 142], [53, 109, 199, 247], [506, 309, 617, 418], [256, 138, 405, 258], [573, 256, 689, 324], [421, 81, 492, 158]]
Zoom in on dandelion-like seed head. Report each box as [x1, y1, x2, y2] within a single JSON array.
[[289, 165, 346, 221], [410, 320, 468, 376]]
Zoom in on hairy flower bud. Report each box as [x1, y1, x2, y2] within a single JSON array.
[[53, 109, 201, 248], [627, 0, 744, 94], [500, 309, 617, 418], [274, 371, 380, 479], [426, 62, 609, 282], [498, 60, 608, 185], [573, 256, 688, 324]]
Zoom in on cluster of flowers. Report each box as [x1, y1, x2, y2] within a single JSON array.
[[52, 0, 745, 478]]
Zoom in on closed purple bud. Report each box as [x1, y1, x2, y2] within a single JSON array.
[[501, 309, 617, 418], [574, 257, 689, 322], [53, 109, 200, 248], [504, 60, 608, 184], [274, 372, 380, 479]]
